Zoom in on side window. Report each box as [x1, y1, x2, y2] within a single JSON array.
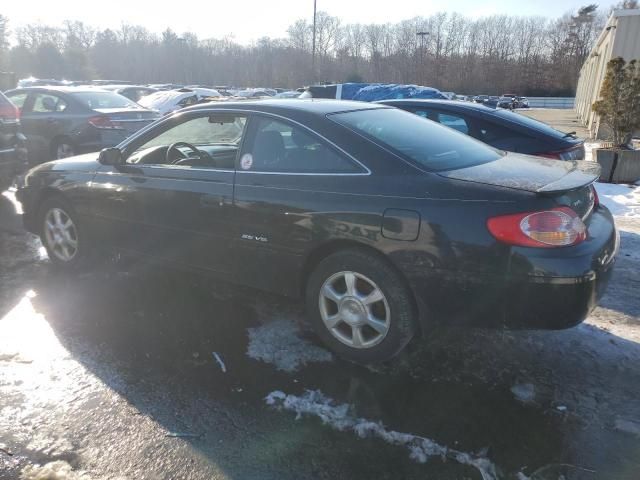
[[32, 94, 68, 113], [437, 113, 469, 134], [6, 93, 28, 111], [244, 117, 361, 174], [126, 114, 247, 169], [410, 108, 437, 121]]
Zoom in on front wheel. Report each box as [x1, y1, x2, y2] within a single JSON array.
[[306, 249, 417, 364], [39, 196, 97, 271]]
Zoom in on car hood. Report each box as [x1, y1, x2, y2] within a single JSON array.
[[436, 152, 600, 193], [28, 152, 101, 175]]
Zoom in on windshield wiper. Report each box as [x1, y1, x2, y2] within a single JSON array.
[[563, 131, 577, 138]]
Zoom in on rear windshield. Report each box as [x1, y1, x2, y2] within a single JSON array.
[[71, 91, 139, 110], [491, 109, 569, 139], [330, 108, 501, 172]]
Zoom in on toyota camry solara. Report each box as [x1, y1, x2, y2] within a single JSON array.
[[14, 99, 619, 363]]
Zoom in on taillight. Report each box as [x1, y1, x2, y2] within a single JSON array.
[[88, 115, 122, 129], [536, 145, 584, 161], [0, 103, 20, 122], [536, 152, 562, 160], [487, 207, 587, 248]]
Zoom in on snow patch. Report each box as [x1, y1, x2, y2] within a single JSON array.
[[20, 461, 91, 480], [266, 390, 498, 480], [594, 182, 640, 218], [511, 383, 536, 405], [246, 319, 332, 372]]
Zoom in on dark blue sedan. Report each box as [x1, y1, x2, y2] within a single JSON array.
[[379, 99, 585, 160]]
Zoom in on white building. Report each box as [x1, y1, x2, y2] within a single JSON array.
[[575, 9, 640, 139]]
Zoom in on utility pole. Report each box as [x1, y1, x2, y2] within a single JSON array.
[[416, 31, 429, 85], [312, 0, 317, 83]]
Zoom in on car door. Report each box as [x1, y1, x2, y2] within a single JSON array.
[[91, 110, 246, 273], [231, 114, 369, 295], [20, 92, 71, 161]]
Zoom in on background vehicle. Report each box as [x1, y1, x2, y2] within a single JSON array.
[[15, 100, 616, 363], [274, 90, 302, 99], [379, 99, 585, 159], [0, 92, 28, 187], [138, 88, 222, 115], [98, 85, 159, 103], [484, 96, 500, 108], [473, 95, 489, 103], [4, 87, 159, 162]]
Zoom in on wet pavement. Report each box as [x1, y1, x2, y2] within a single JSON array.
[[1, 192, 639, 479]]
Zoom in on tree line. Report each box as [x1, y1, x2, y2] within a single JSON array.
[[0, 4, 633, 95]]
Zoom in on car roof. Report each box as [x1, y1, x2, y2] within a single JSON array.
[[185, 98, 388, 116], [379, 99, 496, 113], [6, 86, 112, 95]]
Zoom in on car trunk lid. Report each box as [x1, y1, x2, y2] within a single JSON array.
[[93, 108, 159, 135], [437, 153, 600, 218]]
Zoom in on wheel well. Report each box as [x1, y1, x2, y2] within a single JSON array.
[[299, 240, 423, 334], [50, 136, 75, 156]]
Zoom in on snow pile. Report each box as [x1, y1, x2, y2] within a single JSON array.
[[20, 461, 91, 480], [266, 390, 498, 480], [246, 319, 332, 372], [594, 182, 640, 218]]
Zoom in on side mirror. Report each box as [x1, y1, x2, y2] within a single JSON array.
[[98, 147, 123, 166]]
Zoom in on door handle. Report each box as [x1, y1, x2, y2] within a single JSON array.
[[200, 195, 226, 207]]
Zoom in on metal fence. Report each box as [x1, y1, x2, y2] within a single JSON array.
[[526, 97, 575, 109]]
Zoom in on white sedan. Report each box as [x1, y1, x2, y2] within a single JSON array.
[[138, 88, 222, 115]]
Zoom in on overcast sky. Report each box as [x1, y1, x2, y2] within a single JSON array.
[[3, 0, 619, 44]]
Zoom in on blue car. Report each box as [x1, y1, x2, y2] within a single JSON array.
[[379, 99, 584, 160]]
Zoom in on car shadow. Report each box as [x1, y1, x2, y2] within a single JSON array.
[[7, 257, 636, 480]]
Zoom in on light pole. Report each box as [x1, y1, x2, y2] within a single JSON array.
[[312, 0, 317, 83], [416, 31, 429, 85]]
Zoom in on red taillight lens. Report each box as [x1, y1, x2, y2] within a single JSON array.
[[88, 115, 121, 129], [487, 207, 587, 248], [0, 103, 20, 121]]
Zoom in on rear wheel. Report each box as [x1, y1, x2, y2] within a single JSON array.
[[306, 249, 417, 363], [39, 196, 97, 271]]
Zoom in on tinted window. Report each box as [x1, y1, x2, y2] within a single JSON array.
[[331, 108, 501, 172], [438, 113, 469, 134], [32, 93, 68, 113], [72, 91, 138, 110], [410, 108, 436, 121], [491, 109, 568, 139], [245, 117, 360, 173]]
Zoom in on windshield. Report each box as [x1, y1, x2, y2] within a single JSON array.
[[330, 108, 501, 172], [72, 91, 139, 110]]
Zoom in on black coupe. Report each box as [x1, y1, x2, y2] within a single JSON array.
[[14, 100, 618, 363]]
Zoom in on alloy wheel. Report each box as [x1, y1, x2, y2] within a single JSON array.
[[44, 207, 78, 262], [318, 271, 390, 349]]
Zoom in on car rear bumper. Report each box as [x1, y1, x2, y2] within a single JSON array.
[[406, 206, 619, 330]]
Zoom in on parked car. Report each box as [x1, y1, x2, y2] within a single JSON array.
[[138, 88, 222, 116], [497, 96, 530, 109], [14, 100, 617, 363], [0, 92, 28, 187], [473, 95, 489, 103], [4, 87, 160, 162], [484, 96, 500, 108], [274, 91, 302, 99], [98, 85, 159, 103], [378, 99, 585, 159]]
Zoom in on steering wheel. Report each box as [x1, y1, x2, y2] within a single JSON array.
[[165, 142, 211, 165]]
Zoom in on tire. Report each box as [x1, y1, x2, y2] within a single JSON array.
[[38, 196, 97, 271], [51, 139, 76, 160], [305, 249, 417, 364]]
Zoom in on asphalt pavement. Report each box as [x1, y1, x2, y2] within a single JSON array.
[[1, 192, 639, 480]]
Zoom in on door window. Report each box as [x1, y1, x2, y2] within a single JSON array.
[[410, 108, 436, 121], [126, 113, 247, 169], [6, 92, 28, 110], [243, 117, 361, 173], [32, 94, 68, 113], [437, 113, 469, 134]]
